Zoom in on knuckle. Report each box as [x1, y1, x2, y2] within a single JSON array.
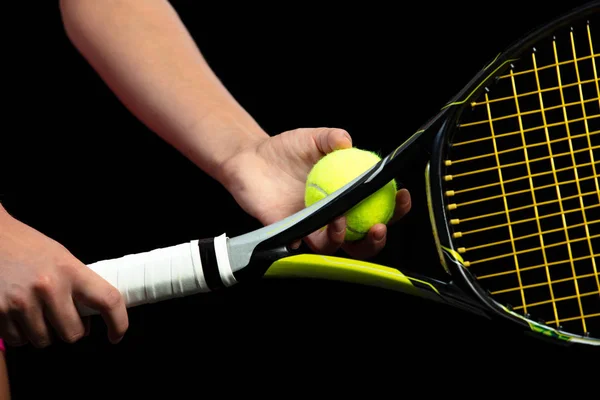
[[100, 287, 123, 310], [6, 286, 29, 311], [32, 273, 57, 295]]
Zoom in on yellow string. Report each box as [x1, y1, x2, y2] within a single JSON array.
[[444, 22, 600, 334], [485, 90, 527, 313], [585, 22, 600, 301]]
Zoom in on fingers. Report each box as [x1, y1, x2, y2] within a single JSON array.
[[302, 188, 412, 259], [0, 286, 52, 348], [340, 189, 411, 259], [0, 266, 127, 348], [0, 312, 27, 347], [13, 306, 53, 348], [1, 273, 88, 348], [389, 188, 412, 224], [36, 275, 86, 344], [313, 128, 352, 154], [342, 224, 387, 259], [71, 266, 128, 344], [304, 216, 346, 254]]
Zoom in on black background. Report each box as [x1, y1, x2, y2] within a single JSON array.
[[1, 1, 597, 397]]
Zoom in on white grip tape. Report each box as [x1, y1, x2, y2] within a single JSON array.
[[78, 240, 209, 316], [214, 233, 237, 287]]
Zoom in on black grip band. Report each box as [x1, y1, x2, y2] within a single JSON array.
[[197, 238, 224, 291]]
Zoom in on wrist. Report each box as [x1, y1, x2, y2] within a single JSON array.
[[186, 108, 269, 187], [216, 137, 267, 201]]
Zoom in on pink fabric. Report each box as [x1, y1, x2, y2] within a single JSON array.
[[0, 339, 4, 353]]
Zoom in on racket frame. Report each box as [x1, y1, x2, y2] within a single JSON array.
[[239, 1, 600, 346]]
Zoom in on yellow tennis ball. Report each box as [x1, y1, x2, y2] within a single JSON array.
[[305, 147, 397, 241]]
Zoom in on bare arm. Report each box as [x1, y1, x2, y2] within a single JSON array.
[[58, 0, 406, 264], [59, 0, 268, 184], [0, 0, 401, 351]]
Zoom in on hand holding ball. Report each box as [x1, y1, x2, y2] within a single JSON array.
[[304, 148, 397, 241]]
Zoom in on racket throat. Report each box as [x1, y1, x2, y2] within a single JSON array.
[[233, 244, 294, 283]]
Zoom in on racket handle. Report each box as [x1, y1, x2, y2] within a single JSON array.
[[77, 233, 237, 316]]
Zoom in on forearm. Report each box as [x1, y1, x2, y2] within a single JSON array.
[[59, 0, 268, 183]]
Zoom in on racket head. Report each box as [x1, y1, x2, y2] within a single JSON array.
[[428, 1, 600, 345], [233, 2, 599, 347]]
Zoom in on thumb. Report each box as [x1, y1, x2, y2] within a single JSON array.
[[312, 128, 353, 154], [71, 264, 129, 344]]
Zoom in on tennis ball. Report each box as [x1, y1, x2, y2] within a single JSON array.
[[305, 147, 396, 241]]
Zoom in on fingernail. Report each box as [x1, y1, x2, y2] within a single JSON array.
[[343, 132, 352, 143], [374, 230, 385, 241], [334, 131, 352, 149]]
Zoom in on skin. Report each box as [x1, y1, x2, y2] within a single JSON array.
[[0, 348, 9, 399], [0, 0, 412, 349]]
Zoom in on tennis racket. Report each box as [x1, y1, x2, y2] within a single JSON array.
[[79, 1, 600, 347]]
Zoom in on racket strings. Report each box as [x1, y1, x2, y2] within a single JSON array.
[[444, 20, 600, 336], [448, 127, 600, 165], [446, 171, 600, 209]]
